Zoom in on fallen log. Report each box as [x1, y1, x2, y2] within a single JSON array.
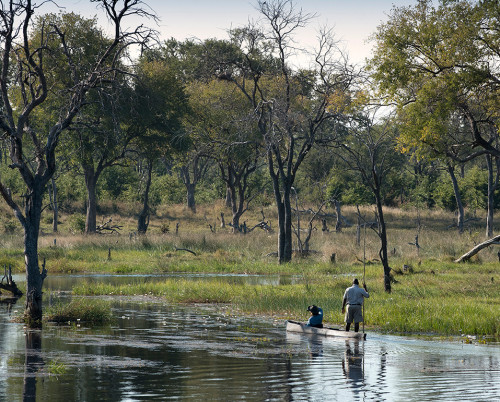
[[455, 234, 500, 263]]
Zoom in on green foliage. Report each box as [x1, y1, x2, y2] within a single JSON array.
[[2, 219, 19, 234], [54, 172, 86, 209], [100, 165, 138, 202], [151, 173, 185, 205], [369, 0, 500, 170], [326, 171, 373, 205], [461, 166, 488, 210], [432, 166, 489, 211], [48, 359, 68, 375], [69, 215, 86, 234], [433, 173, 459, 211]]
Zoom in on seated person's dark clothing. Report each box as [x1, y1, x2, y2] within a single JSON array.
[[307, 305, 323, 328]]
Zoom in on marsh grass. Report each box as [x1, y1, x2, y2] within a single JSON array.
[[2, 203, 499, 336], [48, 359, 68, 375], [73, 262, 499, 337], [44, 298, 112, 325], [4, 204, 499, 275]]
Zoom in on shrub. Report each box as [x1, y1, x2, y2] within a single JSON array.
[[3, 219, 19, 234], [69, 214, 86, 233]]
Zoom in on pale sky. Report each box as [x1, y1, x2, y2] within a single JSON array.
[[48, 0, 416, 65]]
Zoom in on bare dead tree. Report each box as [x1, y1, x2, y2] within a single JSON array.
[[219, 1, 359, 262], [0, 0, 155, 325]]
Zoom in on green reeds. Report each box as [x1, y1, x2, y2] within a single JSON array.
[[72, 268, 499, 337], [44, 298, 112, 325]]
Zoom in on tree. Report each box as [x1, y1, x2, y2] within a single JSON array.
[[337, 110, 403, 292], [369, 0, 500, 237], [129, 56, 189, 233], [217, 0, 359, 262], [185, 79, 263, 230], [0, 1, 153, 325]]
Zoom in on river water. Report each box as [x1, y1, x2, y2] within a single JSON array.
[[1, 274, 499, 401]]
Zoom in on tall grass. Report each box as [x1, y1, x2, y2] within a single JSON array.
[[73, 266, 500, 337], [44, 298, 112, 324], [2, 203, 499, 336]]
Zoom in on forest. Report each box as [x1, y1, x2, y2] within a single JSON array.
[[0, 0, 499, 331]]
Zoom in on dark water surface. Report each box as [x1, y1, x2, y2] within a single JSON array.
[[1, 275, 499, 401]]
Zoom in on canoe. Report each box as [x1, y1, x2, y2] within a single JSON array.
[[286, 320, 366, 340]]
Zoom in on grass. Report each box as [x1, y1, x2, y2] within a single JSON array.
[[1, 202, 499, 337], [44, 298, 113, 325], [72, 261, 499, 337]]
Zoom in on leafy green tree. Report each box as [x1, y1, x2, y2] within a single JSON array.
[[26, 11, 138, 234], [128, 56, 189, 233], [369, 0, 500, 237], [0, 1, 154, 325], [185, 79, 263, 231]]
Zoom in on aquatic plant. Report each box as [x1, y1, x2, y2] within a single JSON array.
[[44, 298, 113, 325]]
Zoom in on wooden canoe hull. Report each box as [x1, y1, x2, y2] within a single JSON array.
[[286, 320, 366, 340]]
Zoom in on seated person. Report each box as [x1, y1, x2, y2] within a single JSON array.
[[306, 305, 323, 328]]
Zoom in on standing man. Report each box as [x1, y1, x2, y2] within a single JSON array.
[[342, 278, 369, 332]]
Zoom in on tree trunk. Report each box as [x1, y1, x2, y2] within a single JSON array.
[[231, 189, 242, 233], [485, 155, 499, 238], [180, 165, 197, 213], [447, 164, 464, 234], [374, 185, 391, 293], [455, 233, 500, 262], [225, 186, 232, 208], [269, 153, 293, 263], [48, 177, 58, 232], [24, 188, 46, 326], [335, 200, 342, 232], [84, 166, 98, 233], [137, 160, 152, 234], [283, 185, 293, 262], [186, 183, 196, 213], [271, 171, 286, 262]]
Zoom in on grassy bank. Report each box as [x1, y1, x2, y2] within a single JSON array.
[[3, 204, 500, 275], [2, 204, 499, 337], [73, 261, 499, 337]]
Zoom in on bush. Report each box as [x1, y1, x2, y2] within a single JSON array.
[[150, 173, 185, 205], [69, 214, 86, 233], [3, 219, 18, 234]]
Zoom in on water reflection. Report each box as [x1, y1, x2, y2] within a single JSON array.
[[342, 339, 364, 392], [0, 275, 499, 401], [308, 335, 323, 358], [0, 295, 19, 314], [23, 330, 43, 401]]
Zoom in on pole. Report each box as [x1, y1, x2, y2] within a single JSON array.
[[362, 224, 366, 334]]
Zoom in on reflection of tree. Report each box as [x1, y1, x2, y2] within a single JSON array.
[[0, 296, 19, 315], [373, 346, 388, 401], [23, 330, 44, 401], [342, 339, 364, 394]]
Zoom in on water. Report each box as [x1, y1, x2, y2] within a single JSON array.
[[1, 275, 499, 401]]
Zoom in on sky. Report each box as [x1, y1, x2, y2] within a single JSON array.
[[49, 0, 417, 65]]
